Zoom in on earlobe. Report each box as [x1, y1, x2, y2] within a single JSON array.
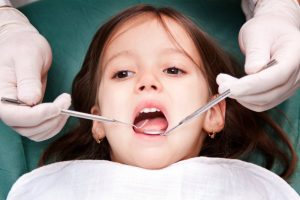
[[91, 106, 106, 143], [203, 96, 226, 137]]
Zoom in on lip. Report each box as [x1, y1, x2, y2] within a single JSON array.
[[132, 99, 169, 133]]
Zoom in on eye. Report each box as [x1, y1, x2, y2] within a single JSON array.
[[163, 66, 185, 75], [112, 70, 135, 79]]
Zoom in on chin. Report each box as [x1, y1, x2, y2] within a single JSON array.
[[131, 155, 174, 170]]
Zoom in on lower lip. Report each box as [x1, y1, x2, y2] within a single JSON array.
[[133, 130, 166, 142]]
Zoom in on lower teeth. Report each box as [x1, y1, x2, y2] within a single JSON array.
[[143, 129, 164, 135]]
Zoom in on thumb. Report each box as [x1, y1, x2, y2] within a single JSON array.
[[11, 93, 71, 141], [52, 93, 72, 110], [216, 73, 238, 94], [239, 24, 271, 74]]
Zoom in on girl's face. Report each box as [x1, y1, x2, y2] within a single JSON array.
[[92, 14, 225, 169]]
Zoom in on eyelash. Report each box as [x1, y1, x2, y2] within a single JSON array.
[[112, 66, 186, 79], [163, 66, 186, 76], [112, 70, 135, 79]]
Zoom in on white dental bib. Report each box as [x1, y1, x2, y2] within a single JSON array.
[[7, 157, 299, 200]]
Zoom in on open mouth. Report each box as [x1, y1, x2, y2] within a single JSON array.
[[133, 107, 168, 135]]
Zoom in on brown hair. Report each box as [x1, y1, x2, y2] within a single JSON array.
[[39, 4, 297, 179]]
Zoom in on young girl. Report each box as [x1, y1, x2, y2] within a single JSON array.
[[8, 4, 299, 199]]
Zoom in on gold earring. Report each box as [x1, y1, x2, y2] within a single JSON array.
[[96, 137, 103, 144], [208, 131, 216, 139], [94, 128, 103, 144]]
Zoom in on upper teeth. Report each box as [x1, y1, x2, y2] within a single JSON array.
[[140, 107, 160, 113]]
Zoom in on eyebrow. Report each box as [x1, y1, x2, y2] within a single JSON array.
[[160, 47, 198, 65], [103, 50, 135, 68], [103, 47, 194, 68], [161, 47, 186, 56], [162, 47, 199, 67]]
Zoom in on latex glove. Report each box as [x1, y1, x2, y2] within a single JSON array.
[[0, 6, 71, 141], [217, 0, 300, 112], [0, 94, 71, 141]]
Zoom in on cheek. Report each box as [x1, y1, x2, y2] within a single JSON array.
[[168, 74, 209, 112], [97, 80, 134, 120], [97, 82, 123, 116]]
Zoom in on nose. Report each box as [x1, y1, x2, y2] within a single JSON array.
[[135, 72, 162, 93]]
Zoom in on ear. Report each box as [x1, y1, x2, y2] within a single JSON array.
[[91, 106, 106, 141], [203, 95, 226, 136]]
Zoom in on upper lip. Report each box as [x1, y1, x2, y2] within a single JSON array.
[[132, 99, 169, 125]]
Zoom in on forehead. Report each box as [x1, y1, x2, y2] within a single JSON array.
[[102, 13, 201, 65]]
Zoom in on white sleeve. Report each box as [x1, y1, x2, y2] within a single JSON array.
[[241, 0, 258, 20], [0, 0, 12, 6], [241, 0, 300, 20]]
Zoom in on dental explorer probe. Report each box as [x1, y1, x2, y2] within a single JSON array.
[[0, 97, 148, 131]]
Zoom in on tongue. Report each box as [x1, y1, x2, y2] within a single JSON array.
[[135, 117, 168, 133]]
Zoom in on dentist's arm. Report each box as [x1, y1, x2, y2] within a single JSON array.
[[0, 0, 71, 141], [217, 0, 300, 111]]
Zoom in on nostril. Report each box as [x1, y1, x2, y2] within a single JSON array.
[[139, 86, 145, 91], [139, 85, 157, 91]]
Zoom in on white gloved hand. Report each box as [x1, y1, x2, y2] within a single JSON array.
[[217, 0, 300, 112], [0, 94, 71, 141], [0, 6, 71, 141]]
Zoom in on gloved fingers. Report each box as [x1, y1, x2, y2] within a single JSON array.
[[232, 81, 296, 111], [217, 73, 293, 111], [50, 114, 70, 138], [223, 59, 295, 98], [13, 114, 69, 142], [216, 73, 237, 94], [236, 90, 295, 112], [14, 43, 46, 106], [219, 33, 300, 97], [217, 69, 295, 102], [238, 21, 272, 74], [1, 93, 71, 127], [0, 70, 18, 100]]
